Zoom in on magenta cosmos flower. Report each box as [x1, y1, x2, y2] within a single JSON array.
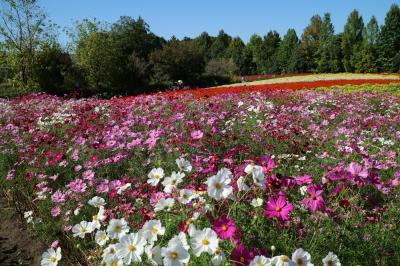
[[300, 185, 325, 213], [231, 243, 254, 266], [264, 195, 293, 221], [212, 216, 236, 240]]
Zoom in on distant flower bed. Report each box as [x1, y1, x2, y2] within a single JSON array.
[[1, 88, 400, 265]]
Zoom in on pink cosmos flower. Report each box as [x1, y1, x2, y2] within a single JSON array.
[[212, 216, 236, 240], [300, 185, 325, 213], [295, 174, 313, 185], [51, 206, 61, 217], [191, 130, 203, 140], [264, 195, 293, 221], [51, 190, 66, 203], [346, 162, 368, 179], [50, 240, 59, 249]]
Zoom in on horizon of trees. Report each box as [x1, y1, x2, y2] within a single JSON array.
[[0, 0, 400, 97]]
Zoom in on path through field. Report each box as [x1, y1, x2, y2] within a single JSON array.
[[0, 194, 43, 266]]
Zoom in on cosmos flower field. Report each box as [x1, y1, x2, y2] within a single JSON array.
[[1, 76, 400, 265]]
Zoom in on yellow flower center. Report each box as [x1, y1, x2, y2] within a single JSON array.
[[240, 256, 245, 263], [170, 252, 178, 260], [281, 255, 289, 262], [115, 225, 121, 233], [221, 225, 227, 232], [154, 174, 160, 179], [50, 256, 57, 263], [92, 215, 98, 221], [258, 264, 266, 266], [172, 180, 177, 185], [111, 261, 117, 266], [297, 258, 304, 265], [202, 239, 209, 246], [214, 182, 221, 189], [275, 207, 281, 212], [79, 227, 86, 233], [328, 261, 334, 266], [128, 244, 136, 251], [151, 227, 158, 235], [100, 234, 107, 240]]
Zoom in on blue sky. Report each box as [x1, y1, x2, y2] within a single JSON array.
[[40, 0, 397, 44]]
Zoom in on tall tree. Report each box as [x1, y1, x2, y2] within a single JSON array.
[[353, 16, 380, 73], [317, 13, 342, 73], [341, 9, 364, 72], [246, 33, 264, 73], [301, 15, 322, 72], [194, 31, 213, 60], [262, 31, 281, 73], [276, 29, 300, 73], [225, 36, 245, 74], [0, 0, 54, 87], [208, 30, 232, 59], [379, 4, 400, 72]]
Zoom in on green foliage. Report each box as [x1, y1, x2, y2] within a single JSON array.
[[0, 0, 56, 91], [379, 4, 400, 73], [276, 29, 302, 73], [301, 15, 322, 72], [204, 58, 237, 77], [317, 14, 343, 73], [149, 39, 205, 85], [208, 30, 232, 59], [341, 10, 364, 72], [33, 43, 79, 94], [225, 37, 245, 74]]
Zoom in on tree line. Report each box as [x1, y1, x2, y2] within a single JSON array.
[[0, 0, 399, 96]]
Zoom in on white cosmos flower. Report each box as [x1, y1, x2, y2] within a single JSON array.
[[251, 197, 264, 207], [161, 242, 190, 266], [176, 158, 192, 172], [299, 186, 308, 196], [88, 196, 106, 207], [211, 248, 226, 266], [249, 255, 271, 266], [147, 168, 165, 186], [237, 176, 250, 192], [104, 257, 123, 266], [322, 252, 341, 266], [102, 244, 118, 264], [91, 206, 106, 230], [117, 183, 131, 194], [205, 168, 233, 200], [154, 198, 175, 212], [115, 233, 147, 264], [140, 220, 165, 243], [270, 255, 296, 266], [41, 247, 61, 266], [252, 165, 266, 189], [72, 221, 92, 238], [244, 163, 255, 174], [292, 248, 313, 266], [178, 189, 195, 204], [162, 171, 185, 193], [95, 230, 109, 246], [168, 232, 190, 250], [145, 245, 163, 266], [107, 218, 130, 240], [190, 228, 219, 257]]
